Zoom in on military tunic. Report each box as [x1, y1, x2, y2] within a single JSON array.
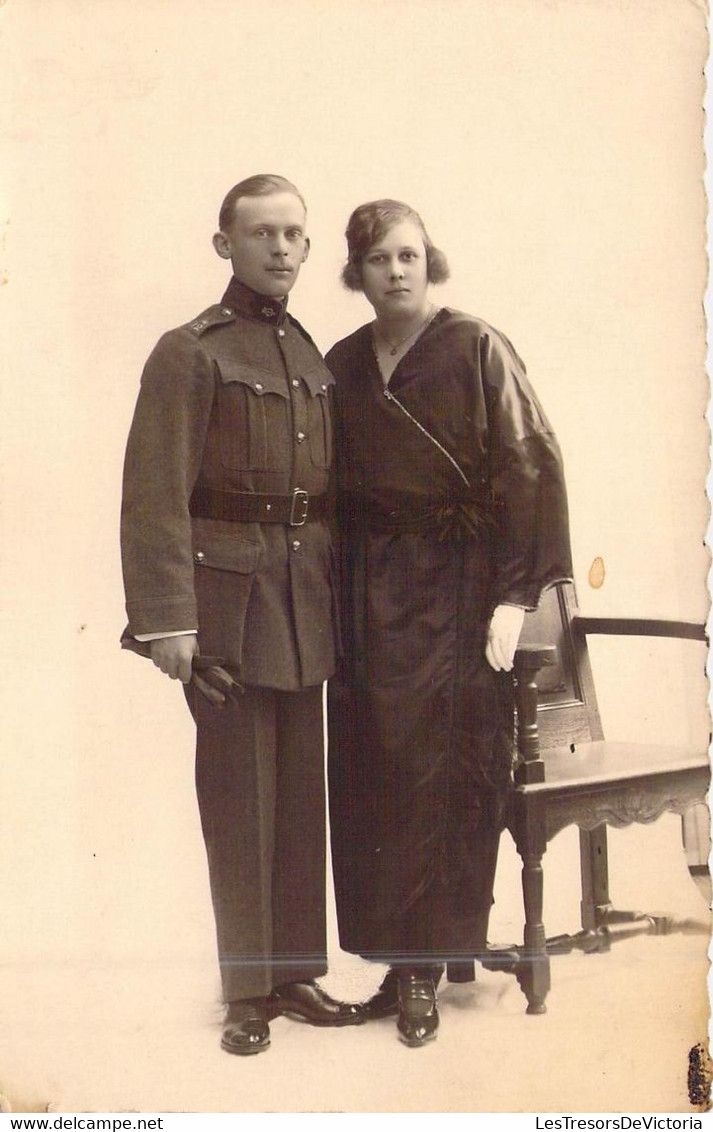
[[121, 275, 336, 689], [120, 277, 338, 1000]]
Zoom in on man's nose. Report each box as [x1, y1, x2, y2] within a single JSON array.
[[272, 234, 290, 256]]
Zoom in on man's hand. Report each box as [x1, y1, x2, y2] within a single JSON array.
[[485, 604, 525, 672], [191, 659, 244, 707], [150, 634, 199, 683]]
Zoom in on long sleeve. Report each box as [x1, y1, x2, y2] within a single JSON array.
[[480, 330, 573, 609], [120, 329, 215, 636]]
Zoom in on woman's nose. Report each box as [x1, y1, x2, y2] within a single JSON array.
[[389, 259, 404, 278]]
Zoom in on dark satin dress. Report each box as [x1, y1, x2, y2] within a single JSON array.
[[326, 308, 572, 965]]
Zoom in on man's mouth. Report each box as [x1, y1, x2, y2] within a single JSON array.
[[267, 266, 293, 274]]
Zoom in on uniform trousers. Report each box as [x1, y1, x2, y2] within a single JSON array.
[[185, 681, 328, 1002]]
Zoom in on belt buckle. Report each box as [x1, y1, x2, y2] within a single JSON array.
[[289, 488, 309, 526]]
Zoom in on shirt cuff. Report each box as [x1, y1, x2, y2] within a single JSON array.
[[134, 630, 198, 642]]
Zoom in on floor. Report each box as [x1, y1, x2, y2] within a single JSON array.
[[0, 816, 709, 1115]]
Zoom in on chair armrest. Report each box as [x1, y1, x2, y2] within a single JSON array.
[[513, 644, 557, 786], [571, 616, 706, 642]]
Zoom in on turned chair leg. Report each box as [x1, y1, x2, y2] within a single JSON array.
[[517, 848, 551, 1014], [511, 645, 558, 1013]]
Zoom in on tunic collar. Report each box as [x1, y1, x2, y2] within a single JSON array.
[[221, 276, 288, 326]]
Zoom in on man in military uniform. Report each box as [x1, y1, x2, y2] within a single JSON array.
[[120, 174, 363, 1055]]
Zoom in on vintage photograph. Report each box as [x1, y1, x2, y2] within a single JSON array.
[[0, 0, 710, 1115]]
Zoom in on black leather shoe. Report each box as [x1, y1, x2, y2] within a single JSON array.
[[365, 965, 444, 1020], [221, 997, 270, 1055], [364, 967, 400, 1019], [396, 969, 439, 1047], [268, 980, 366, 1027]]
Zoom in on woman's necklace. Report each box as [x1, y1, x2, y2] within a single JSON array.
[[374, 304, 437, 356]]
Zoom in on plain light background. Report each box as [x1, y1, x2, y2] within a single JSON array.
[[0, 0, 709, 1113]]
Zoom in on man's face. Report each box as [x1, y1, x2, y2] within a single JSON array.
[[213, 191, 309, 298]]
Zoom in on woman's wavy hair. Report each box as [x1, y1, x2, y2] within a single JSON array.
[[341, 199, 449, 292]]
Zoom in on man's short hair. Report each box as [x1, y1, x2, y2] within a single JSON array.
[[341, 199, 449, 292], [218, 175, 307, 233]]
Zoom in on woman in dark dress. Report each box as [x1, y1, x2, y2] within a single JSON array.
[[326, 200, 572, 1046]]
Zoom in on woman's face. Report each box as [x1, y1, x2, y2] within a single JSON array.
[[360, 219, 429, 319]]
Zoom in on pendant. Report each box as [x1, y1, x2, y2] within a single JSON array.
[[390, 346, 398, 356]]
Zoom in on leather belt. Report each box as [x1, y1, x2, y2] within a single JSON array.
[[190, 485, 329, 527]]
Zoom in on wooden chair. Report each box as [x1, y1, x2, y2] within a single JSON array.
[[448, 582, 710, 1012]]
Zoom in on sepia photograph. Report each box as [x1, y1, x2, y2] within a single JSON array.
[[0, 0, 710, 1117]]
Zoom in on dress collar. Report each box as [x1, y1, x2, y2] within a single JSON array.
[[220, 277, 288, 325]]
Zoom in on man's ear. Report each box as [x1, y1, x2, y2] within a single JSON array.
[[213, 231, 232, 260], [301, 237, 311, 263]]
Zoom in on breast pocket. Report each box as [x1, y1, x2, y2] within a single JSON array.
[[302, 365, 335, 469], [216, 363, 289, 471]]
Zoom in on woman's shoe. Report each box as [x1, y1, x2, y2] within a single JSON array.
[[364, 967, 400, 1019], [396, 968, 439, 1047], [365, 964, 444, 1020]]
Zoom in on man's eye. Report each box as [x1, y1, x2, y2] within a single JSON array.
[[286, 230, 303, 240]]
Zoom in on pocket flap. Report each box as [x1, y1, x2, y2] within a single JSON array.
[[301, 364, 335, 398], [217, 361, 289, 399], [192, 532, 263, 574]]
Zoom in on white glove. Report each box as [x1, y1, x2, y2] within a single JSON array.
[[485, 604, 525, 672]]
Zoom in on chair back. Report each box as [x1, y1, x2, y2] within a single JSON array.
[[518, 582, 604, 753]]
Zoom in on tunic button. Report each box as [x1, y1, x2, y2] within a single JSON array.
[[194, 551, 205, 564], [292, 539, 301, 551], [292, 379, 300, 388], [221, 307, 233, 316], [277, 328, 286, 338], [296, 431, 306, 443], [255, 382, 264, 392], [321, 383, 327, 392]]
